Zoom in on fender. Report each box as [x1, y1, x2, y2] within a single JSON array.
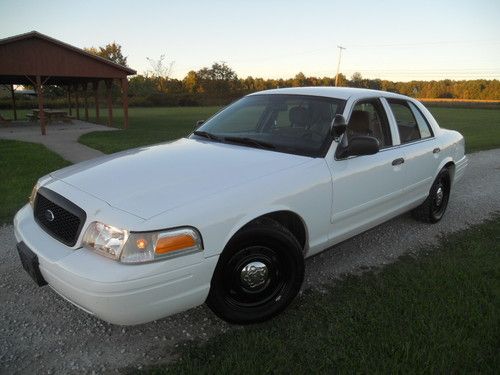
[[221, 205, 309, 254], [435, 156, 454, 181]]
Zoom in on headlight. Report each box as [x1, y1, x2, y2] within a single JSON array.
[[29, 182, 40, 207], [82, 222, 129, 260], [82, 222, 202, 264]]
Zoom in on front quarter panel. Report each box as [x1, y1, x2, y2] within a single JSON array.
[[140, 158, 333, 258]]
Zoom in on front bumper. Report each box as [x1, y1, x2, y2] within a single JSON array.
[[14, 204, 218, 325]]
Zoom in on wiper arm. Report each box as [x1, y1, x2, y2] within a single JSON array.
[[224, 136, 276, 150], [193, 130, 221, 141]]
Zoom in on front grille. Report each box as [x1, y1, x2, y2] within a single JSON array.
[[34, 188, 86, 247]]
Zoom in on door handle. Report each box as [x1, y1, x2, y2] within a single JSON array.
[[392, 157, 405, 166], [433, 147, 441, 154]]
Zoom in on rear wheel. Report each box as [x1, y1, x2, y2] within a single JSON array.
[[207, 218, 304, 324], [412, 168, 451, 223]]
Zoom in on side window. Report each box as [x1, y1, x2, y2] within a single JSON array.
[[388, 100, 426, 143], [408, 102, 433, 139], [348, 99, 392, 148]]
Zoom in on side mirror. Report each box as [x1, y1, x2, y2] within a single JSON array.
[[194, 120, 205, 130], [330, 114, 347, 139], [337, 136, 379, 159]]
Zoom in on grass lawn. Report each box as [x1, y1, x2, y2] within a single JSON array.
[[0, 140, 71, 225], [430, 107, 500, 153], [79, 106, 220, 154], [149, 217, 500, 374], [74, 105, 500, 154], [2, 104, 499, 154]]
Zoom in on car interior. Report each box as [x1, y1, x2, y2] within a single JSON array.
[[346, 104, 392, 148]]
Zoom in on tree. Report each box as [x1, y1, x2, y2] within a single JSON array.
[[292, 72, 307, 87], [146, 54, 175, 93], [350, 72, 364, 87], [196, 62, 239, 97], [84, 42, 128, 66], [183, 71, 202, 93], [197, 62, 237, 81], [129, 75, 157, 97]]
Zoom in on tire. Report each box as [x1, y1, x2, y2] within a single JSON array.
[[412, 168, 451, 223], [207, 217, 304, 324]]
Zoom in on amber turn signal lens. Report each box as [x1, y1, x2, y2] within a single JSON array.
[[155, 234, 196, 254], [136, 238, 148, 250]]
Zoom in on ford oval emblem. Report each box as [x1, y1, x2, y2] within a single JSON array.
[[44, 209, 55, 222]]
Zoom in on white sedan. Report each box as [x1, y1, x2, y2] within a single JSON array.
[[14, 87, 467, 325]]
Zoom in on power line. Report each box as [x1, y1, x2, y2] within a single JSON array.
[[348, 39, 500, 48]]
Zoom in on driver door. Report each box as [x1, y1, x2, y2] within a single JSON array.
[[326, 98, 408, 242]]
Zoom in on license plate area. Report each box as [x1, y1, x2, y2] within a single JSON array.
[[17, 242, 47, 286]]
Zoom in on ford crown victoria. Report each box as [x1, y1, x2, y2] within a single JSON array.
[[14, 87, 468, 325]]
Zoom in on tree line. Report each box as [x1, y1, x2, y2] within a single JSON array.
[[2, 42, 498, 110], [127, 65, 500, 106], [84, 43, 500, 105]]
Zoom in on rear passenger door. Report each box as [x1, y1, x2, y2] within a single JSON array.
[[385, 99, 439, 204]]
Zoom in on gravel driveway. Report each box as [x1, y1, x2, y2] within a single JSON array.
[[1, 148, 499, 374]]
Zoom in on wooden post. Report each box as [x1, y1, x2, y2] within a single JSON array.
[[74, 84, 80, 120], [10, 84, 17, 120], [83, 83, 89, 121], [36, 75, 46, 135], [121, 78, 129, 129], [105, 79, 113, 127], [93, 81, 100, 122], [68, 86, 72, 116]]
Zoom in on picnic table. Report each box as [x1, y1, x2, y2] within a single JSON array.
[[27, 109, 73, 123]]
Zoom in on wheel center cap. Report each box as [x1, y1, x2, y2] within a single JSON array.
[[435, 186, 444, 206], [240, 261, 268, 289]]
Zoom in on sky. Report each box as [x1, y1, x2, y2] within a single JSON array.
[[1, 0, 499, 82]]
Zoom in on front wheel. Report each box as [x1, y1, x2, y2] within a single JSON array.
[[412, 168, 451, 223], [207, 218, 304, 324]]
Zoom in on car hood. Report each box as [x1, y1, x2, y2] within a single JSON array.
[[50, 138, 312, 219]]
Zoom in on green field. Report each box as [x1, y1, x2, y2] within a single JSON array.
[[75, 105, 499, 154], [430, 107, 500, 152], [150, 217, 500, 374], [0, 140, 70, 224], [2, 105, 499, 154], [74, 106, 221, 154]]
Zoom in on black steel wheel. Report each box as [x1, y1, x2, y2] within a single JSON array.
[[412, 168, 451, 223], [207, 218, 304, 324]]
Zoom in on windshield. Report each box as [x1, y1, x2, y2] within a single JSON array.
[[190, 94, 346, 157]]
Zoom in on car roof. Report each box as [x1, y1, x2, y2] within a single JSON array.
[[248, 86, 411, 101]]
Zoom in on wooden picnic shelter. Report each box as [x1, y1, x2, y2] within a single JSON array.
[[0, 31, 136, 134]]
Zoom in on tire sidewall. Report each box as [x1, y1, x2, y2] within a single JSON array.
[[207, 224, 304, 324], [429, 169, 451, 222]]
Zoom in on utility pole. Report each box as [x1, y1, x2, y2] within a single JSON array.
[[335, 45, 346, 86]]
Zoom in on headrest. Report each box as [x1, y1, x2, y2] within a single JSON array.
[[289, 106, 309, 127], [349, 110, 370, 133]]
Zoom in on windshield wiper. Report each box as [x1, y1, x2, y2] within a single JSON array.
[[193, 130, 221, 141], [224, 136, 276, 150]]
